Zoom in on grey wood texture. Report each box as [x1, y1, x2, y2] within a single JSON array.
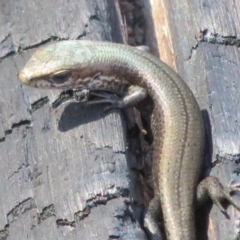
[[0, 0, 146, 239], [141, 0, 240, 239], [2, 0, 240, 239]]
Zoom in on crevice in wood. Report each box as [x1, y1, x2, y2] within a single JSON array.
[[85, 186, 129, 207], [0, 34, 10, 45], [0, 120, 31, 143], [55, 191, 134, 231], [17, 37, 60, 53], [74, 207, 91, 222], [186, 43, 199, 60], [199, 29, 240, 47], [187, 29, 240, 60], [38, 204, 56, 224], [0, 34, 15, 60], [56, 218, 76, 228], [109, 235, 120, 239], [7, 198, 36, 224], [11, 120, 31, 129], [118, 0, 146, 46], [0, 228, 9, 240], [233, 168, 240, 176], [54, 187, 130, 229], [89, 14, 101, 22], [8, 164, 26, 179], [31, 97, 49, 112], [0, 51, 15, 62], [215, 153, 240, 164], [1, 202, 56, 234], [114, 201, 135, 222]]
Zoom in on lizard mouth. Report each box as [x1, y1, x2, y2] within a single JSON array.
[[34, 79, 53, 88], [19, 71, 53, 88], [19, 71, 72, 89]]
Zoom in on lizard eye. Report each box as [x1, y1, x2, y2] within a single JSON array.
[[51, 70, 71, 84]]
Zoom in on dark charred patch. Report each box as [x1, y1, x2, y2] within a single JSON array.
[[38, 204, 55, 223], [31, 97, 49, 112], [56, 219, 75, 227], [7, 198, 36, 223]]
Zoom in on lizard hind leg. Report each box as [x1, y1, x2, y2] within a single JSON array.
[[197, 176, 240, 214]]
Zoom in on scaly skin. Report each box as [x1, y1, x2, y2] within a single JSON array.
[[19, 40, 239, 240]]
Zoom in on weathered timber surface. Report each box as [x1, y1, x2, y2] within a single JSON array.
[[141, 0, 240, 239], [0, 0, 147, 239], [2, 0, 240, 239]]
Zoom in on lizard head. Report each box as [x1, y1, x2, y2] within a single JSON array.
[[19, 40, 96, 89]]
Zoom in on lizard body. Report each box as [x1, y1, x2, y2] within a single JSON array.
[[19, 40, 240, 240]]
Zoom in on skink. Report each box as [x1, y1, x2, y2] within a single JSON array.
[[19, 40, 240, 240]]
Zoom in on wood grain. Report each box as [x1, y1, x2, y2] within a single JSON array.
[[0, 0, 146, 239], [141, 0, 240, 239], [1, 0, 239, 239]]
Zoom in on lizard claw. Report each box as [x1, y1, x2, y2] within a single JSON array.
[[197, 176, 240, 213], [229, 181, 240, 192]]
